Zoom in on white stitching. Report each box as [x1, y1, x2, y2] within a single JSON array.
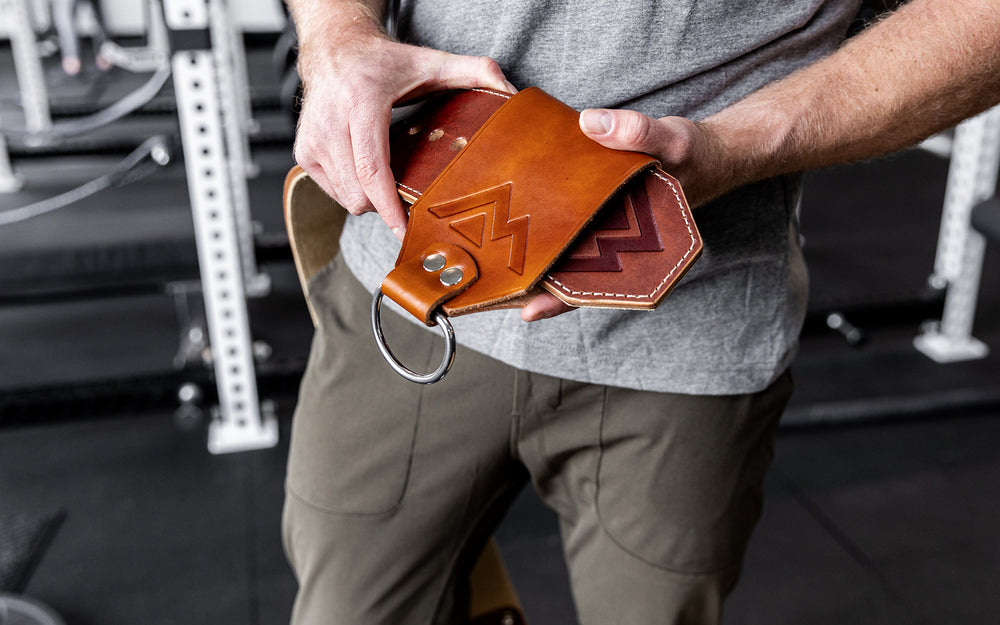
[[544, 172, 698, 301], [471, 88, 511, 100], [397, 182, 422, 197]]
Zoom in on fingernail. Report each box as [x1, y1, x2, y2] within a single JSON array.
[[522, 309, 548, 322], [580, 109, 611, 135], [392, 226, 405, 241], [503, 79, 518, 94]]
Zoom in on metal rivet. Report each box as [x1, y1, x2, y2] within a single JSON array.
[[428, 129, 444, 141], [450, 137, 467, 151], [408, 125, 421, 135], [422, 254, 446, 272], [440, 267, 464, 286], [502, 614, 516, 625]]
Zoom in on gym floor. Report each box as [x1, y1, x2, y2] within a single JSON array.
[[2, 39, 1000, 625]]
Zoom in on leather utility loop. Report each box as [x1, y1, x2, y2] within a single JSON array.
[[381, 243, 479, 325]]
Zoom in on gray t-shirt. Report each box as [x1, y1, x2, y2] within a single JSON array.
[[339, 0, 862, 395]]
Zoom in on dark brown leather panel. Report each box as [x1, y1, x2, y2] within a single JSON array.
[[390, 90, 506, 203], [544, 169, 701, 308]]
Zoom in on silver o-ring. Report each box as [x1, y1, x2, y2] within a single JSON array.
[[371, 288, 456, 384]]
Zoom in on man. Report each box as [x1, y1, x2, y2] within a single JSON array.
[[281, 1, 1000, 623]]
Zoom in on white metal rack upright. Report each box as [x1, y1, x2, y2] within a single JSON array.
[[0, 0, 50, 190], [162, 0, 276, 453], [0, 0, 51, 133], [915, 105, 1000, 363], [0, 0, 275, 452], [206, 0, 268, 296]]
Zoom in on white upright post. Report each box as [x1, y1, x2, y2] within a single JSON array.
[[0, 0, 47, 190], [208, 0, 269, 296], [162, 0, 277, 453], [915, 106, 1000, 362], [2, 0, 51, 135]]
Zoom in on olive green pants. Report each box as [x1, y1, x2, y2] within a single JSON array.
[[283, 256, 792, 625]]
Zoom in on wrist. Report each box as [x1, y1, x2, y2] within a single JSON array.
[[695, 91, 801, 202]]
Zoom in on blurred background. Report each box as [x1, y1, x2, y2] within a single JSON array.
[[1, 1, 998, 624]]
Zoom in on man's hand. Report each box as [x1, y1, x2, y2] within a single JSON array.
[[520, 109, 719, 323], [579, 108, 729, 210], [290, 1, 514, 240]]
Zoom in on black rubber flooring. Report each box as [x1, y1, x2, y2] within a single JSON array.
[[2, 395, 998, 624]]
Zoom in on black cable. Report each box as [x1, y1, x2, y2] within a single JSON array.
[[0, 65, 171, 147], [0, 135, 171, 227]]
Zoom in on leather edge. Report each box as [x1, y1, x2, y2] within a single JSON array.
[[541, 168, 703, 309]]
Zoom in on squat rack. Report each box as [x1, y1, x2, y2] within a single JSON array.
[[162, 0, 276, 453], [0, 0, 277, 453]]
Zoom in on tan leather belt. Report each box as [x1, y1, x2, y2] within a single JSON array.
[[291, 87, 703, 383]]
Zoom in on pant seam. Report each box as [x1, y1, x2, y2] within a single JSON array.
[[430, 477, 527, 624]]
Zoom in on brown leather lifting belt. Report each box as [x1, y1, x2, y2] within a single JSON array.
[[385, 87, 702, 322], [284, 87, 703, 383]]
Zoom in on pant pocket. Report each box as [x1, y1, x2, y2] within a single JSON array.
[[594, 386, 783, 573], [286, 256, 428, 517], [287, 377, 422, 517]]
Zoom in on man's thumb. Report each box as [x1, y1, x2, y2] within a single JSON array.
[[579, 108, 656, 153]]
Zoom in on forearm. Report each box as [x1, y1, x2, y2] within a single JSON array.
[[703, 0, 1000, 194], [285, 0, 386, 36], [284, 0, 388, 86]]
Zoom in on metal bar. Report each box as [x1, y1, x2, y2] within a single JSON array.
[[26, 0, 50, 31], [208, 0, 269, 297], [163, 0, 276, 453], [0, 1, 20, 190], [224, 0, 259, 143], [98, 0, 171, 73], [929, 107, 1000, 283]]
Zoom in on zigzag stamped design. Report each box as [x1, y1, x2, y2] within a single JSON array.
[[428, 183, 530, 275], [556, 181, 664, 272]]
